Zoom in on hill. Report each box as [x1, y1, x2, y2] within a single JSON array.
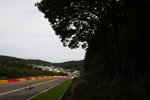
[[53, 60, 84, 72], [0, 55, 84, 71], [0, 55, 52, 66], [0, 55, 69, 79]]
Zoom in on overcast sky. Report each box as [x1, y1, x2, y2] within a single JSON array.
[[0, 0, 85, 62]]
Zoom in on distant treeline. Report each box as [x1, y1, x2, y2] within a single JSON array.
[[0, 55, 84, 72], [0, 56, 67, 79], [53, 60, 84, 72]]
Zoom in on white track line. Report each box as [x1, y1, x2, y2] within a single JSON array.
[[0, 78, 58, 96], [59, 79, 73, 100], [0, 87, 25, 96], [27, 79, 69, 100]]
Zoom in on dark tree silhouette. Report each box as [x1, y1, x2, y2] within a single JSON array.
[[36, 0, 150, 79], [36, 0, 124, 78], [36, 0, 122, 48]]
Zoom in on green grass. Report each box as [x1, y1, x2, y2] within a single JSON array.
[[31, 79, 72, 100]]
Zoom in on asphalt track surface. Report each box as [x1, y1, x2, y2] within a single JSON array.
[[0, 78, 68, 100]]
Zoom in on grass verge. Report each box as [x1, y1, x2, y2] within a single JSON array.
[[31, 79, 72, 100], [62, 78, 87, 100]]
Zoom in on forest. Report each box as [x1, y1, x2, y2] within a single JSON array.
[[36, 0, 150, 99], [0, 55, 67, 79], [36, 0, 150, 79]]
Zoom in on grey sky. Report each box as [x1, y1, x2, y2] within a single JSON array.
[[0, 0, 85, 62]]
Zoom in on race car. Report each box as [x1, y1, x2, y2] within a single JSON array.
[[25, 85, 34, 90]]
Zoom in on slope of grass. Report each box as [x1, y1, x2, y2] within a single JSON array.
[[32, 79, 72, 100], [63, 78, 150, 100]]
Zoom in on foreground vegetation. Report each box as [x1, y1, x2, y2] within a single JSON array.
[[63, 78, 150, 100], [32, 79, 72, 100]]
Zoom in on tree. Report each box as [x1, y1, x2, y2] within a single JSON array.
[[36, 0, 150, 79], [36, 0, 119, 48], [36, 0, 124, 77]]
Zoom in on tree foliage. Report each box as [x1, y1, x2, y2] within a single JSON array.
[[36, 0, 123, 49], [36, 0, 150, 79]]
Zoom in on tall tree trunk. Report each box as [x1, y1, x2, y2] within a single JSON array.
[[111, 0, 122, 78]]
